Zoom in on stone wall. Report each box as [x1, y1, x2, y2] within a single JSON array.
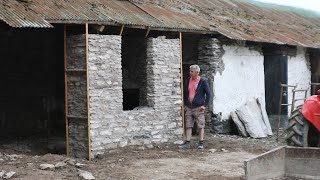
[[88, 35, 182, 158], [66, 35, 89, 158], [198, 38, 224, 121]]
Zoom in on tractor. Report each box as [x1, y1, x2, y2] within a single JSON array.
[[286, 90, 320, 147]]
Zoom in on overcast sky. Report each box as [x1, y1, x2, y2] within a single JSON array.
[[256, 0, 320, 12]]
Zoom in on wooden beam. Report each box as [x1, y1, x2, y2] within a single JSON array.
[[98, 25, 105, 32], [145, 27, 150, 38], [119, 24, 124, 36], [179, 32, 185, 138], [85, 23, 92, 161], [64, 25, 70, 158], [92, 25, 106, 33]]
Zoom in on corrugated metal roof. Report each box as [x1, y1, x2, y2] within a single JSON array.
[[0, 0, 52, 28], [154, 0, 320, 48], [1, 0, 320, 48], [0, 0, 210, 31]]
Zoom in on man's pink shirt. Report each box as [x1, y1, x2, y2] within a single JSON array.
[[188, 76, 201, 103]]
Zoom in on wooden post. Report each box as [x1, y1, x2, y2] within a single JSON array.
[[145, 27, 150, 38], [179, 32, 185, 138], [119, 25, 124, 36], [85, 23, 92, 161], [64, 25, 70, 157]]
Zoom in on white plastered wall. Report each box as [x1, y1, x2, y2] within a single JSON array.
[[287, 47, 311, 114], [213, 45, 265, 119]]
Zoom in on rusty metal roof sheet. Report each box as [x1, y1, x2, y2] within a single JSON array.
[[152, 0, 320, 48], [0, 0, 52, 28], [0, 0, 210, 31], [1, 0, 320, 48]]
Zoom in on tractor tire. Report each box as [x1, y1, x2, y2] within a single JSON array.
[[286, 106, 320, 147]]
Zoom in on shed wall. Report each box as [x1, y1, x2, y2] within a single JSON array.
[[88, 35, 182, 157], [287, 47, 311, 114], [213, 45, 265, 120]]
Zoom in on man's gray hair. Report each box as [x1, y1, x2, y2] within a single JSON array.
[[190, 64, 200, 73]]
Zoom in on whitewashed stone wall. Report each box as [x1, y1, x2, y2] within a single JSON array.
[[213, 45, 265, 120], [287, 47, 311, 114], [88, 35, 182, 157]]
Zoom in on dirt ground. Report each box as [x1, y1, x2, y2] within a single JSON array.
[[0, 131, 287, 180]]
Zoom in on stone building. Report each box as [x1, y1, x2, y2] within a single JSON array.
[[0, 0, 320, 159]]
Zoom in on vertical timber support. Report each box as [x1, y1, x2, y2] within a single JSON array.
[[179, 32, 185, 138], [64, 25, 70, 157], [65, 25, 90, 159], [85, 23, 92, 161]]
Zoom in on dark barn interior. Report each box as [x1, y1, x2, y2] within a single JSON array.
[[310, 49, 320, 94], [0, 23, 65, 154], [121, 36, 147, 110]]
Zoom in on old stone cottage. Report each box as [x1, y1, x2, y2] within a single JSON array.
[[1, 0, 320, 159]]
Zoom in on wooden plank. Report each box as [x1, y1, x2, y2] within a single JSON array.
[[145, 27, 150, 38], [64, 25, 70, 157], [67, 115, 88, 119], [179, 32, 185, 138], [66, 69, 86, 72], [119, 24, 124, 36], [85, 23, 92, 161]]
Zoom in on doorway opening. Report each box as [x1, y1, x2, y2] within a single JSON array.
[[0, 24, 66, 155], [309, 49, 320, 95], [264, 52, 288, 129]]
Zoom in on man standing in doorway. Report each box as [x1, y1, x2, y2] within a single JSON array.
[[179, 64, 212, 149]]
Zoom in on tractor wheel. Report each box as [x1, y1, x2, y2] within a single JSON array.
[[286, 106, 320, 147]]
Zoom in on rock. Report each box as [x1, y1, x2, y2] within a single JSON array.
[[95, 154, 104, 160], [40, 164, 55, 170], [7, 154, 23, 161], [146, 144, 154, 149], [76, 163, 86, 168], [230, 111, 248, 137], [174, 140, 184, 145], [208, 149, 217, 153], [78, 170, 95, 180], [256, 97, 273, 136], [0, 170, 6, 178], [27, 163, 34, 167], [65, 158, 76, 165], [236, 98, 267, 138], [221, 148, 229, 153], [3, 171, 16, 179], [55, 162, 67, 168]]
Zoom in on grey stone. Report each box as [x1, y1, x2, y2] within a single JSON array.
[[0, 170, 5, 178], [40, 164, 55, 170], [236, 98, 267, 138], [3, 171, 15, 179], [230, 111, 248, 137], [257, 97, 273, 136], [54, 162, 67, 168], [76, 163, 86, 168], [78, 169, 95, 180]]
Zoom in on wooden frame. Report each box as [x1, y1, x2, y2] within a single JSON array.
[[64, 25, 70, 157], [179, 32, 185, 138], [85, 23, 92, 161]]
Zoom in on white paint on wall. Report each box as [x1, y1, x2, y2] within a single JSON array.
[[287, 47, 311, 114], [213, 45, 265, 119]]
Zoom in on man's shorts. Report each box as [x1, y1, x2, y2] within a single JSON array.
[[185, 106, 205, 129]]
